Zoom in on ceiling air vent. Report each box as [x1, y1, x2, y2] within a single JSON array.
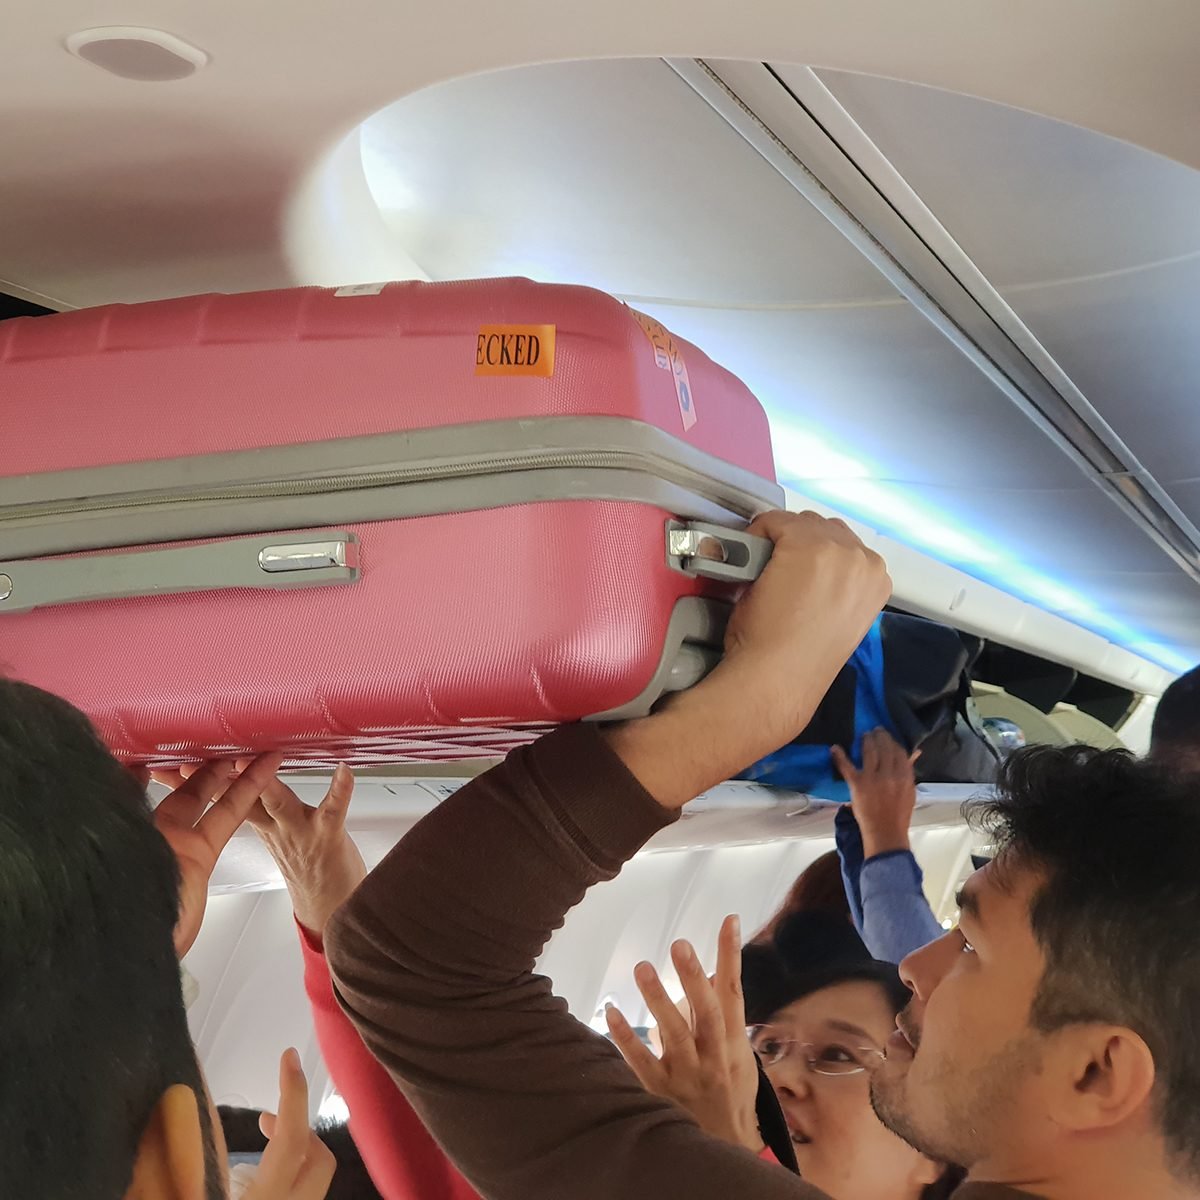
[[64, 27, 209, 82]]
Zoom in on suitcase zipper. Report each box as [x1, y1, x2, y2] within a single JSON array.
[[2, 447, 766, 525]]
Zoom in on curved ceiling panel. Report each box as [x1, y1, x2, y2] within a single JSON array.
[[818, 70, 1200, 288], [625, 301, 1076, 490], [361, 59, 891, 307], [638, 302, 1199, 662], [817, 69, 1200, 534], [1007, 261, 1200, 492]]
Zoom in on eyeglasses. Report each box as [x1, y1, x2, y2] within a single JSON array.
[[747, 1025, 886, 1076]]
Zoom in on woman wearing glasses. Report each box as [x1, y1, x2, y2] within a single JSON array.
[[607, 911, 962, 1200]]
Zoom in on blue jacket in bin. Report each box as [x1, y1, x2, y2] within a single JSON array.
[[738, 612, 998, 798], [738, 617, 896, 802], [740, 611, 998, 963], [836, 806, 945, 964]]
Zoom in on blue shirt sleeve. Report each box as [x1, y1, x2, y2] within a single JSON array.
[[834, 806, 943, 964], [859, 851, 944, 963], [834, 805, 868, 937]]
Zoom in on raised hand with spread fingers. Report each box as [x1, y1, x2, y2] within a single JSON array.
[[831, 728, 921, 860], [240, 761, 366, 937], [150, 754, 285, 958], [606, 915, 763, 1155]]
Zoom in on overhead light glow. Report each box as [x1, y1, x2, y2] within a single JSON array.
[[820, 478, 1001, 567], [998, 569, 1102, 623], [769, 416, 1192, 675], [1128, 643, 1194, 675], [769, 424, 870, 482], [318, 1092, 350, 1123], [772, 418, 998, 567]]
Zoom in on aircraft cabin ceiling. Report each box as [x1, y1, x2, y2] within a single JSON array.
[[358, 58, 1200, 673], [3, 2, 1199, 675]]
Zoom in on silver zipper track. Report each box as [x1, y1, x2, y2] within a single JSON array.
[[2, 447, 766, 525]]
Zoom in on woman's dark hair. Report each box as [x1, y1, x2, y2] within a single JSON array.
[[742, 910, 910, 1026], [751, 850, 852, 943], [0, 679, 221, 1199]]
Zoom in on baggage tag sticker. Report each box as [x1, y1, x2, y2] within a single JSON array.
[[475, 325, 556, 378], [629, 310, 696, 432]]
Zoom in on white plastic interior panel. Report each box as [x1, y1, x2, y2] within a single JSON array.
[[972, 689, 1070, 748], [1119, 693, 1160, 756], [190, 787, 973, 1114], [184, 889, 333, 1120], [790, 483, 1174, 697]]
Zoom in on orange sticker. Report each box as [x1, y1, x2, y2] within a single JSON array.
[[629, 310, 696, 432], [475, 325, 556, 377]]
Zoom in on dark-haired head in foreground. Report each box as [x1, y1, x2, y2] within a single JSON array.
[[873, 744, 1200, 1195], [1150, 665, 1200, 773], [0, 678, 224, 1200]]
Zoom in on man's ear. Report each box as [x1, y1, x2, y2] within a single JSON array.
[[123, 1085, 209, 1200], [1055, 1026, 1156, 1133]]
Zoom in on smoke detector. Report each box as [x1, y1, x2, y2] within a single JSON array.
[[64, 27, 209, 82]]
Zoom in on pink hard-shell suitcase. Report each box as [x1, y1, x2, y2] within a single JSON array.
[[0, 279, 783, 765]]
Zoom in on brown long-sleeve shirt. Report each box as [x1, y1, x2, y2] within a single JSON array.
[[325, 724, 1036, 1200]]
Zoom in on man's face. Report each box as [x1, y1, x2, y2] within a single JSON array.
[[870, 856, 1054, 1169]]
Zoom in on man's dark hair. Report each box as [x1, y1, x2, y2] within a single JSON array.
[[0, 679, 221, 1199], [1150, 666, 1200, 764], [219, 1106, 385, 1199], [973, 744, 1200, 1180]]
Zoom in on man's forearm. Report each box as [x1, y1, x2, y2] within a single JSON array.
[[604, 657, 830, 811]]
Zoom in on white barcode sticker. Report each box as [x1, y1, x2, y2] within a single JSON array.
[[333, 282, 387, 297]]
